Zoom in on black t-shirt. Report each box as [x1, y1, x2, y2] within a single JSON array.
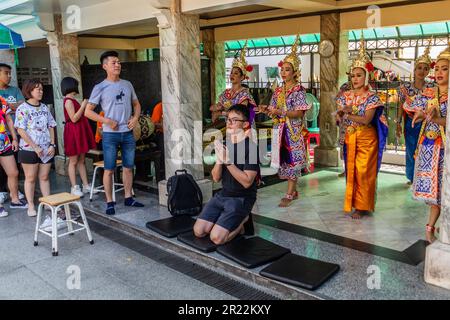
[[220, 137, 259, 198]]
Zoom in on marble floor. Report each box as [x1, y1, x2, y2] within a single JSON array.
[[33, 172, 450, 299], [76, 186, 449, 300], [255, 168, 431, 251]]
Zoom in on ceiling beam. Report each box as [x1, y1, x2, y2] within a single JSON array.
[[182, 0, 267, 14], [306, 0, 337, 6], [0, 0, 30, 12]]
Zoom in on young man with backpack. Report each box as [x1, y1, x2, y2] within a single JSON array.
[[194, 104, 259, 245]]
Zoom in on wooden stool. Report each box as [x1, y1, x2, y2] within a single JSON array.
[[34, 193, 93, 256], [90, 160, 125, 202]]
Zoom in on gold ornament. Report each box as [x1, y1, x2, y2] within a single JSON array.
[[350, 33, 375, 87], [415, 38, 433, 67], [436, 41, 450, 62], [231, 40, 250, 77], [282, 34, 301, 73]]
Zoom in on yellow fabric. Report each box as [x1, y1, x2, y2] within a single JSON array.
[[273, 85, 303, 142], [344, 125, 378, 212]]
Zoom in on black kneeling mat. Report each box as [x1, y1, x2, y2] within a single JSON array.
[[260, 253, 340, 290], [145, 215, 195, 238], [216, 236, 291, 268], [177, 231, 217, 253]]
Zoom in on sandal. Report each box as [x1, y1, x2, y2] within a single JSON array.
[[279, 193, 295, 207], [426, 224, 437, 243]]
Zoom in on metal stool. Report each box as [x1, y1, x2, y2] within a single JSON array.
[[34, 192, 94, 256], [90, 160, 125, 202]]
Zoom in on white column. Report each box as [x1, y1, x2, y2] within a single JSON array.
[[47, 14, 82, 156], [153, 0, 212, 205]]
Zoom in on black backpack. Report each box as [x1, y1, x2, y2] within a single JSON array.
[[167, 170, 203, 216]]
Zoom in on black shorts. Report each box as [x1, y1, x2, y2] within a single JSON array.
[[18, 150, 54, 164], [198, 193, 256, 232], [0, 148, 14, 157]]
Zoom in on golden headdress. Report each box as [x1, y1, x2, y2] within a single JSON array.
[[351, 33, 374, 74], [415, 39, 433, 67], [436, 42, 450, 62], [281, 34, 301, 72], [231, 40, 252, 78]]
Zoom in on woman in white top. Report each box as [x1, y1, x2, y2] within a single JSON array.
[[15, 79, 57, 218]]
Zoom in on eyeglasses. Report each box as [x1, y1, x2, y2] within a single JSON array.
[[226, 117, 246, 124]]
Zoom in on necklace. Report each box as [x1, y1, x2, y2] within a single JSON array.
[[229, 86, 243, 96], [284, 82, 296, 92]]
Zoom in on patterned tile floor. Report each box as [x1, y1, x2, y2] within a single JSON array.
[[255, 168, 430, 251]]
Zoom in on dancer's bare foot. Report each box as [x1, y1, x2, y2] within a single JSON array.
[[426, 224, 437, 243], [279, 193, 295, 207], [351, 210, 364, 220]]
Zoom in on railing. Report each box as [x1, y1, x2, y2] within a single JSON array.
[[225, 78, 413, 152], [371, 79, 410, 152]]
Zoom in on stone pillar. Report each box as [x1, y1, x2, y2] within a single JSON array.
[[0, 49, 18, 87], [47, 14, 84, 176], [47, 14, 82, 156], [424, 81, 450, 290], [128, 50, 138, 62], [201, 29, 216, 104], [201, 29, 226, 110], [338, 32, 350, 88], [314, 13, 346, 167], [153, 0, 212, 205], [214, 42, 226, 103]]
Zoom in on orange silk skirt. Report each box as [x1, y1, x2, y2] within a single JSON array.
[[344, 126, 379, 212]]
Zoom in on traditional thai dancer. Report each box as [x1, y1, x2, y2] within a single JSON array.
[[335, 36, 388, 219], [209, 41, 256, 125], [259, 35, 311, 207], [396, 43, 435, 185], [410, 44, 448, 243]]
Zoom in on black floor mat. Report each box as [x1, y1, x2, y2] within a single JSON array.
[[177, 231, 217, 253], [216, 236, 291, 268], [260, 253, 340, 290], [145, 215, 196, 238]]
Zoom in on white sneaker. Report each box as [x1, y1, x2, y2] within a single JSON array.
[[18, 191, 25, 200], [82, 184, 92, 194], [0, 207, 8, 218], [71, 185, 84, 197], [83, 184, 99, 194], [0, 193, 7, 204], [40, 216, 66, 232]]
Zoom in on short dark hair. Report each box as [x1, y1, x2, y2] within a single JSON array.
[[22, 79, 43, 99], [0, 63, 12, 71], [61, 77, 79, 96], [100, 51, 119, 64], [228, 104, 250, 122]]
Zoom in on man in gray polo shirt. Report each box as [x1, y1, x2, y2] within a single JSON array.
[[85, 51, 144, 215]]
